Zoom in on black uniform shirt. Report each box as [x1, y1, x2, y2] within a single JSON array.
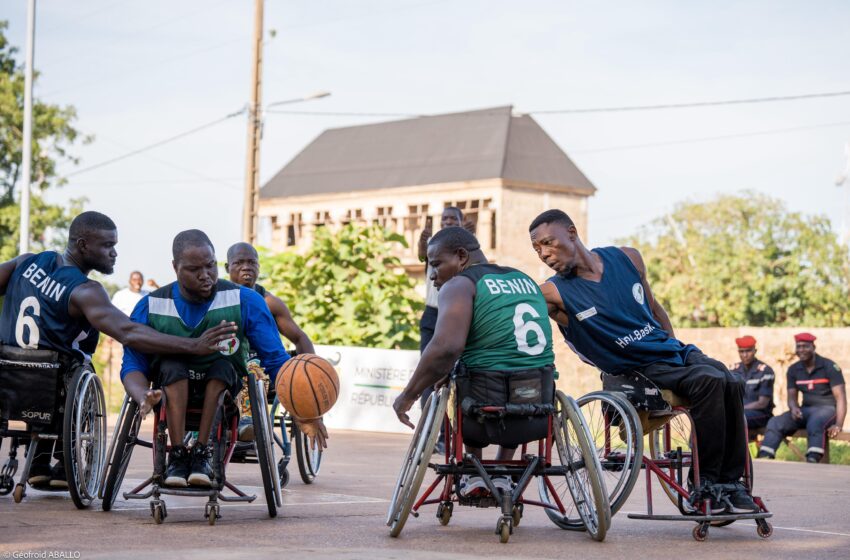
[[731, 359, 775, 411], [786, 355, 845, 408]]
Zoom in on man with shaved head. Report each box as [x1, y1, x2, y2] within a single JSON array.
[[226, 241, 314, 440], [121, 230, 326, 488]]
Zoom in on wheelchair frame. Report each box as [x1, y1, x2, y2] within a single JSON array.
[[387, 382, 612, 543], [98, 372, 281, 524], [0, 354, 106, 510], [590, 372, 774, 541], [269, 398, 323, 486]]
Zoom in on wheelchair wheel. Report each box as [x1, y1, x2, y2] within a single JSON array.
[[248, 374, 282, 517], [101, 397, 142, 511], [541, 392, 611, 541], [293, 420, 322, 484], [63, 365, 107, 510], [647, 408, 697, 513], [386, 386, 449, 538], [573, 391, 642, 519]]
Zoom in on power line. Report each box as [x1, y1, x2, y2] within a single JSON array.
[[530, 90, 850, 114], [570, 120, 850, 155], [62, 108, 245, 178], [266, 109, 421, 118]]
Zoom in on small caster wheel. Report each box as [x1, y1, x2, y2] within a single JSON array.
[[206, 502, 220, 526], [757, 520, 773, 538], [0, 474, 14, 495], [278, 460, 290, 488], [437, 502, 453, 526], [152, 504, 165, 524], [693, 523, 709, 542], [512, 504, 523, 527], [13, 484, 24, 503], [497, 519, 512, 544]]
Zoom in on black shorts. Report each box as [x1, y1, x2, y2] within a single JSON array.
[[456, 365, 555, 449], [157, 358, 242, 403]]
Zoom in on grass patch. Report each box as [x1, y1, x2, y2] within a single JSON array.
[[750, 438, 850, 466]]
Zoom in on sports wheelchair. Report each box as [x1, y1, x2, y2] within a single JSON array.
[[579, 371, 774, 541], [98, 371, 281, 524], [387, 371, 611, 544], [0, 345, 106, 509]]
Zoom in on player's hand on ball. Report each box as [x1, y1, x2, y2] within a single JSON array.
[[297, 417, 329, 450], [393, 393, 416, 429]]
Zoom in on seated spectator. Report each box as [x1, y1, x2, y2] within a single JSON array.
[[730, 335, 774, 433], [758, 333, 847, 463]]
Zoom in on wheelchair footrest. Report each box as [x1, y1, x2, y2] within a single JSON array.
[[628, 512, 773, 522]]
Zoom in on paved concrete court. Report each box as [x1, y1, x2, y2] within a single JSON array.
[[1, 423, 849, 560]]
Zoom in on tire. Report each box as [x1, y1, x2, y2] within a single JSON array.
[[63, 366, 107, 510], [576, 392, 642, 518], [647, 408, 697, 514], [102, 398, 141, 511], [386, 386, 448, 538], [294, 420, 322, 484], [541, 392, 611, 541], [248, 374, 281, 517]]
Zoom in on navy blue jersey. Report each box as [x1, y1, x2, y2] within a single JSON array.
[[787, 355, 845, 408], [0, 251, 97, 359], [730, 359, 775, 411], [548, 247, 696, 374]]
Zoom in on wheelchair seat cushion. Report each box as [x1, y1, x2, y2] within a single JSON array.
[[455, 364, 556, 449], [0, 345, 66, 426]]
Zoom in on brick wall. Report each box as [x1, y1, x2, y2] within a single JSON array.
[[553, 327, 849, 429]]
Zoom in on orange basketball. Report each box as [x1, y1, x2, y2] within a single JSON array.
[[275, 354, 340, 420]]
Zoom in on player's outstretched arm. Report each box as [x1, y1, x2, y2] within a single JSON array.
[[265, 293, 315, 355], [393, 276, 474, 428], [70, 281, 236, 355]]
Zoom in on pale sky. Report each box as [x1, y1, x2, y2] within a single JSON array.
[[4, 0, 850, 287]]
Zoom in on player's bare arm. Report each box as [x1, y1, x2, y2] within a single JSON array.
[[829, 384, 847, 438], [122, 370, 162, 418], [69, 281, 236, 355], [0, 254, 33, 295], [620, 246, 676, 338], [393, 276, 474, 428], [539, 281, 570, 326], [265, 293, 315, 355]]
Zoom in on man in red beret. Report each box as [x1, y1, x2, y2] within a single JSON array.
[[758, 333, 846, 463], [730, 335, 775, 433]]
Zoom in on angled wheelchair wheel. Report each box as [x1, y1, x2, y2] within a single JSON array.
[[63, 365, 107, 510], [248, 374, 282, 517], [541, 392, 611, 541], [647, 408, 697, 513], [101, 397, 142, 511], [386, 386, 449, 538], [561, 391, 643, 523], [294, 421, 322, 484]]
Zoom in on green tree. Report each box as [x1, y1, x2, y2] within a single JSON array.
[[0, 20, 88, 258], [260, 224, 424, 349], [619, 191, 850, 327]]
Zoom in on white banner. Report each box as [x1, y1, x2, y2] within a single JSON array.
[[314, 344, 422, 434]]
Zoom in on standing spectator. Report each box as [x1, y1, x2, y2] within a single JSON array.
[[417, 207, 463, 454], [730, 335, 775, 433], [107, 271, 151, 379], [112, 271, 150, 316], [758, 333, 847, 463]]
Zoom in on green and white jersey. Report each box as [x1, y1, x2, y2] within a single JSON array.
[[458, 264, 554, 371], [147, 279, 248, 375]]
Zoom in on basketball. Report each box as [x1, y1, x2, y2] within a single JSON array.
[[275, 354, 340, 420]]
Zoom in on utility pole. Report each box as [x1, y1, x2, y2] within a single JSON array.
[[242, 0, 264, 243], [19, 0, 36, 253]]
